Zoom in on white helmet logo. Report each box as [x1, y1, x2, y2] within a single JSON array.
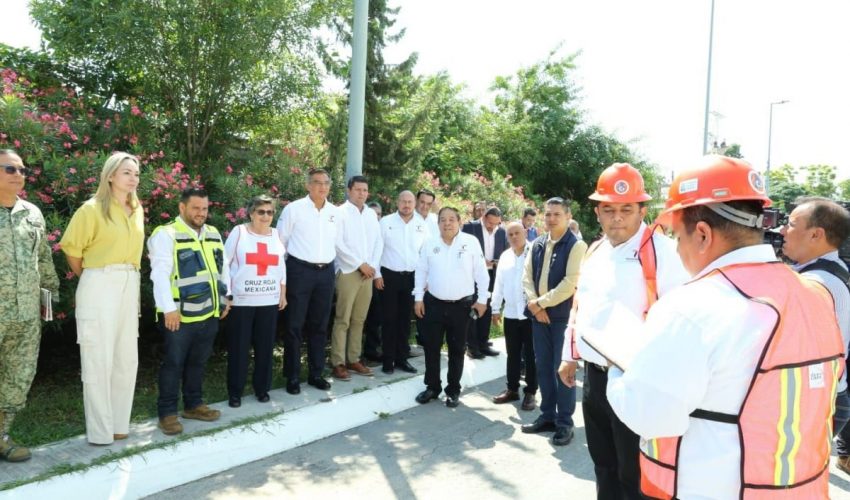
[[748, 171, 765, 193], [614, 180, 630, 195]]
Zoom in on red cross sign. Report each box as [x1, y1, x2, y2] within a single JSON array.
[[245, 242, 279, 276]]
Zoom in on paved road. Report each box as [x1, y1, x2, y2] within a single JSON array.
[[153, 378, 850, 499]]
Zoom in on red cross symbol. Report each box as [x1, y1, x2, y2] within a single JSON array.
[[245, 242, 279, 276]]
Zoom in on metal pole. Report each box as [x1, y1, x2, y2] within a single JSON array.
[[702, 0, 715, 155], [765, 100, 788, 196], [345, 0, 369, 182]]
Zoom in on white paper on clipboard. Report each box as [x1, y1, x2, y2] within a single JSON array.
[[578, 303, 646, 371]]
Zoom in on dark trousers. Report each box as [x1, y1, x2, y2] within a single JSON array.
[[532, 319, 575, 428], [504, 318, 537, 393], [284, 259, 335, 381], [363, 283, 382, 359], [420, 293, 471, 397], [583, 363, 642, 500], [467, 268, 496, 352], [381, 268, 414, 366], [226, 305, 277, 398], [157, 317, 218, 417]]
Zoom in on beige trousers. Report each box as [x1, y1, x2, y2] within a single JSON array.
[[75, 264, 139, 444], [330, 271, 373, 366]]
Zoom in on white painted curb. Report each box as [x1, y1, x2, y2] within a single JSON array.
[[2, 342, 507, 500]]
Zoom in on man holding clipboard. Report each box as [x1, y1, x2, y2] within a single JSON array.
[[558, 163, 688, 499]]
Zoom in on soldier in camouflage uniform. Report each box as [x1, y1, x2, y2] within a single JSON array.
[[0, 149, 60, 462]]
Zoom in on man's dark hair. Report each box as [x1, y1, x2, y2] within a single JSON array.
[[416, 189, 436, 202], [680, 201, 764, 246], [795, 196, 850, 248], [367, 201, 381, 210], [180, 187, 208, 203], [347, 175, 368, 189], [438, 206, 460, 221], [484, 207, 502, 219], [307, 167, 330, 180], [523, 207, 536, 217], [546, 197, 571, 213]]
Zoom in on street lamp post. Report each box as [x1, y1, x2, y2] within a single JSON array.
[[765, 99, 789, 195], [702, 0, 716, 155]]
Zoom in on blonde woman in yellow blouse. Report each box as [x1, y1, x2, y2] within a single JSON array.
[[60, 152, 144, 445]]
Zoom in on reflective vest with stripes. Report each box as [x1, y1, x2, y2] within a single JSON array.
[[152, 218, 227, 323], [640, 262, 844, 499]]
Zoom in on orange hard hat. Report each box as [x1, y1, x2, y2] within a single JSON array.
[[658, 155, 772, 226], [588, 163, 652, 203]]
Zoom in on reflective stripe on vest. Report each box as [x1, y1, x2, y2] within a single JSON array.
[[152, 218, 225, 323], [638, 262, 844, 499]]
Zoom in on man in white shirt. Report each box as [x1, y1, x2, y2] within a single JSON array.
[[491, 221, 537, 410], [463, 207, 507, 358], [276, 168, 340, 394], [375, 191, 425, 375], [780, 196, 850, 472], [415, 189, 440, 238], [413, 207, 490, 407], [607, 156, 843, 498], [362, 201, 384, 364], [331, 176, 383, 381], [558, 163, 689, 499]]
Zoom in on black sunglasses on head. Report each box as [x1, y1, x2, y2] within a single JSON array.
[[2, 165, 28, 176]]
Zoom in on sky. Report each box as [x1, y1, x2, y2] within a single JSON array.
[[3, 0, 850, 182]]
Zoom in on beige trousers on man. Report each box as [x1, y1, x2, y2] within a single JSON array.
[[75, 265, 139, 444], [331, 271, 373, 367]]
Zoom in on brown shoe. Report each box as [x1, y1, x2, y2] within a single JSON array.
[[492, 389, 520, 404], [838, 456, 850, 475], [0, 436, 31, 462], [159, 415, 184, 435], [182, 404, 221, 422], [347, 362, 374, 376], [521, 392, 537, 411], [113, 433, 129, 440], [332, 364, 351, 381]]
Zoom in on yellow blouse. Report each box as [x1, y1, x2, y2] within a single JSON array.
[[60, 197, 145, 269]]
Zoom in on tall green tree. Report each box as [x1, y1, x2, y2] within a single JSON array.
[[31, 0, 341, 163], [802, 164, 837, 198]]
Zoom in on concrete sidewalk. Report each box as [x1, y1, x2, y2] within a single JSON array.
[[0, 339, 509, 499]]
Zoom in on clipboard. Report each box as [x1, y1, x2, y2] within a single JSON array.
[[40, 288, 53, 321], [578, 303, 646, 371]]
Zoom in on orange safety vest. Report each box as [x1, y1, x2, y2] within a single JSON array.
[[569, 224, 658, 359], [639, 262, 844, 499]]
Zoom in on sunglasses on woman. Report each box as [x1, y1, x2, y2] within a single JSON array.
[[254, 209, 275, 216], [2, 165, 29, 176]]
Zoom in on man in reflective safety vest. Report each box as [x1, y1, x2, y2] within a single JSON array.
[[607, 156, 844, 498], [149, 187, 231, 436]]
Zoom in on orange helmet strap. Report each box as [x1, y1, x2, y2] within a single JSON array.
[[705, 202, 764, 228]]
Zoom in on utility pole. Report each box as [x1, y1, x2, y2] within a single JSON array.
[[702, 0, 715, 155], [345, 0, 369, 182]]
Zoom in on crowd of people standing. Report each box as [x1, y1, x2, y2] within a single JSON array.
[[2, 147, 849, 500]]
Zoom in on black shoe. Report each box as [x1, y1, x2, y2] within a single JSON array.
[[256, 393, 270, 403], [481, 346, 500, 357], [521, 418, 557, 434], [467, 349, 485, 360], [552, 426, 574, 446], [487, 340, 493, 346], [308, 377, 331, 390], [382, 364, 395, 374], [396, 360, 418, 373], [445, 394, 460, 408], [286, 382, 301, 395], [415, 388, 440, 404], [228, 396, 241, 408]]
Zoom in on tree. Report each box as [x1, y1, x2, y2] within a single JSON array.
[[838, 179, 850, 201], [802, 164, 837, 198], [724, 143, 743, 158], [31, 0, 342, 163]]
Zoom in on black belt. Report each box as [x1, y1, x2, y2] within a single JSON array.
[[426, 292, 474, 304], [288, 255, 333, 270], [588, 362, 608, 373], [381, 267, 414, 276]]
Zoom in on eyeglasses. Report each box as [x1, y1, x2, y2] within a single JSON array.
[[309, 180, 332, 187], [254, 209, 275, 216], [2, 165, 28, 176]]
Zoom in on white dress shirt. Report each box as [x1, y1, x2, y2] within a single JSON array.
[[335, 201, 383, 275], [276, 195, 340, 264], [414, 231, 490, 304], [417, 211, 439, 239], [482, 221, 497, 268], [795, 250, 850, 392], [491, 242, 531, 319], [377, 211, 429, 277], [564, 223, 690, 365], [148, 218, 231, 314], [607, 245, 789, 499]]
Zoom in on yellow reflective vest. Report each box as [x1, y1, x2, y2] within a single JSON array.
[[151, 218, 227, 323]]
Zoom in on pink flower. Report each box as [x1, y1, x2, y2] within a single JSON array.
[[52, 243, 61, 253], [290, 166, 301, 175], [225, 165, 233, 174], [160, 212, 170, 219], [56, 312, 67, 320], [69, 167, 77, 174], [66, 186, 77, 193], [63, 142, 72, 149], [14, 139, 21, 148], [84, 177, 96, 184], [236, 207, 247, 219], [245, 175, 253, 187], [130, 105, 142, 117], [129, 135, 138, 145], [225, 212, 236, 223], [83, 136, 90, 144], [65, 271, 75, 279], [174, 162, 184, 171]]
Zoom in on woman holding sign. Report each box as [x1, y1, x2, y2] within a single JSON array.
[[224, 195, 287, 408]]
